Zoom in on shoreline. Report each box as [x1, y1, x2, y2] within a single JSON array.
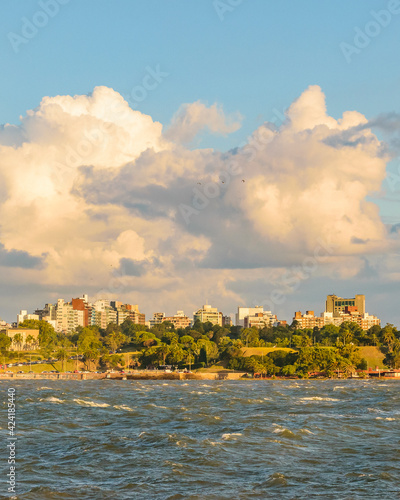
[[1, 371, 399, 381]]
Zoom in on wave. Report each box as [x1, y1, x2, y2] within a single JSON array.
[[300, 397, 339, 402], [113, 404, 135, 412], [73, 399, 110, 408], [39, 397, 64, 404], [260, 472, 288, 488], [272, 427, 296, 438], [222, 433, 242, 440]]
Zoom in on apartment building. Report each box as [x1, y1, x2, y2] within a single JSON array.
[[294, 294, 380, 330], [5, 328, 39, 351], [193, 304, 223, 326]]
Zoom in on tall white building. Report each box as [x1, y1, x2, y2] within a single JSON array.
[[236, 306, 264, 327], [17, 310, 40, 326]]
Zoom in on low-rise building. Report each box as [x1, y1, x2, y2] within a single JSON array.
[[17, 310, 40, 326], [294, 296, 380, 330], [236, 306, 264, 327], [193, 304, 223, 326], [163, 311, 191, 329], [5, 328, 39, 350], [244, 310, 278, 329], [238, 306, 277, 329]]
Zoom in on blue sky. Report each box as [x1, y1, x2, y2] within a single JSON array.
[[0, 0, 399, 324], [1, 0, 399, 142]]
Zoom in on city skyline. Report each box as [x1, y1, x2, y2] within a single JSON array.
[[4, 291, 382, 331], [1, 1, 400, 326]]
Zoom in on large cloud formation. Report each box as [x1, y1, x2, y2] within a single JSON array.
[[0, 85, 397, 320]]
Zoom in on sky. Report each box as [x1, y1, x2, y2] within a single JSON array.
[[0, 0, 400, 325]]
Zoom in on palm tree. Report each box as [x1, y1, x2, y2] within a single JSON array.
[[340, 329, 353, 346], [55, 348, 69, 372], [382, 329, 396, 352], [13, 333, 23, 352], [157, 343, 170, 365], [25, 335, 35, 351]]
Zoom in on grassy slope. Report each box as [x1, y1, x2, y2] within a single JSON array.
[[358, 346, 386, 369], [241, 347, 296, 357], [2, 360, 86, 373]]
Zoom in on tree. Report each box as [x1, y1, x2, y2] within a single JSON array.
[[13, 333, 23, 351], [197, 339, 218, 366], [55, 348, 69, 372], [240, 327, 259, 347], [156, 343, 170, 365], [186, 329, 203, 341], [0, 333, 11, 356], [339, 327, 353, 346], [78, 335, 104, 371], [320, 324, 340, 345], [25, 334, 35, 350], [381, 325, 396, 352], [180, 335, 195, 349], [100, 353, 125, 370], [166, 344, 184, 365], [105, 331, 127, 353], [370, 333, 379, 347], [161, 332, 179, 345]]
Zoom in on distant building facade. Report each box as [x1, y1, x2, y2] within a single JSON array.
[[20, 294, 145, 334], [294, 294, 379, 330], [222, 315, 233, 327], [326, 294, 365, 315], [5, 328, 39, 351], [163, 311, 191, 329], [193, 304, 223, 326], [237, 306, 277, 329]]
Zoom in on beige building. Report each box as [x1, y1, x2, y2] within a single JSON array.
[[5, 328, 39, 351], [294, 294, 380, 330], [326, 294, 365, 315], [244, 311, 277, 329], [193, 304, 223, 326], [293, 311, 325, 329], [164, 311, 191, 329]]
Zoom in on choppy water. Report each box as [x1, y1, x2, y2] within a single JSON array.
[[1, 379, 400, 499]]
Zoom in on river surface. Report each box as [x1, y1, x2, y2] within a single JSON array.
[[1, 379, 399, 499]]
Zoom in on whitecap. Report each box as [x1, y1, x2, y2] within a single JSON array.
[[114, 404, 135, 412], [73, 399, 110, 408], [222, 433, 242, 440], [300, 397, 339, 402], [40, 397, 64, 404]]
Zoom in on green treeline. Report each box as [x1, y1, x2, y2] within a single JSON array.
[[1, 318, 399, 377]]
